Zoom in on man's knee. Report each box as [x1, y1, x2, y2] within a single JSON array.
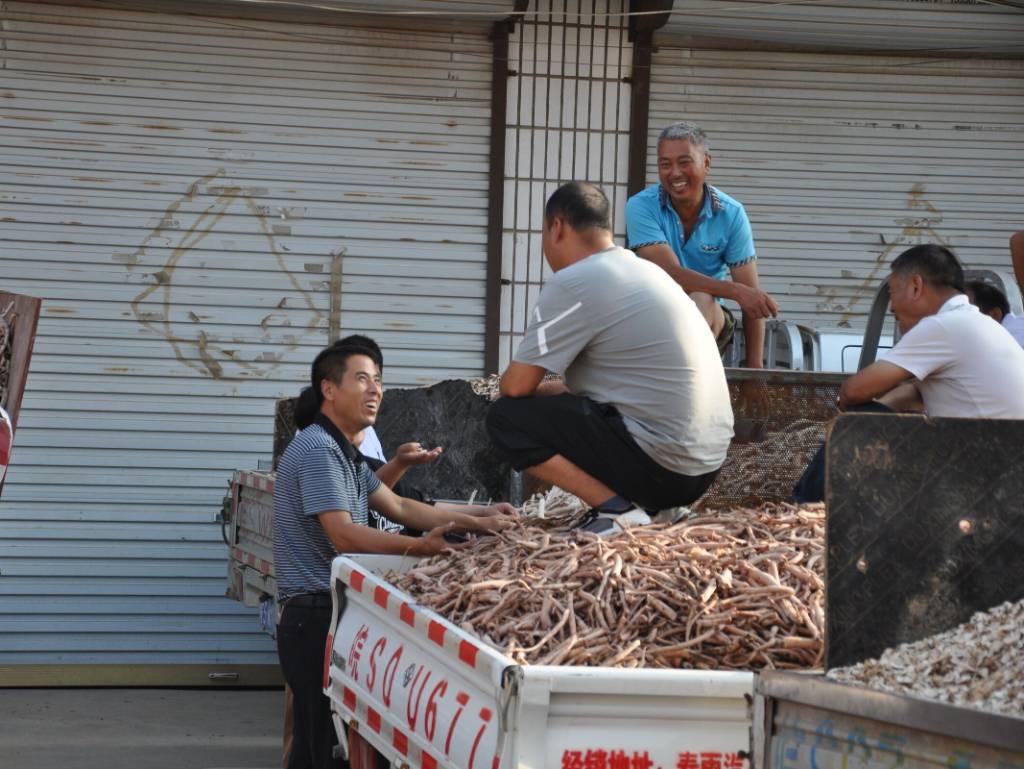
[[486, 395, 560, 471], [486, 395, 534, 454], [690, 291, 724, 334], [486, 395, 522, 438]]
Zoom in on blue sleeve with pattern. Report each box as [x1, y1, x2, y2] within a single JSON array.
[[724, 205, 756, 267], [625, 193, 669, 250]]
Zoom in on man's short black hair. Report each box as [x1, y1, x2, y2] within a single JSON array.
[[336, 334, 383, 369], [313, 341, 379, 392], [890, 244, 965, 293], [544, 181, 611, 233], [966, 280, 1010, 318]]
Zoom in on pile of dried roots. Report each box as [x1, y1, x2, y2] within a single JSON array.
[[389, 496, 825, 670]]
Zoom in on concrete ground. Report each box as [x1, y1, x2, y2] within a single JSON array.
[[0, 688, 283, 769]]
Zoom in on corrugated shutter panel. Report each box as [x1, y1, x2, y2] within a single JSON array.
[[660, 0, 1024, 56], [647, 47, 1024, 329], [0, 2, 490, 671]]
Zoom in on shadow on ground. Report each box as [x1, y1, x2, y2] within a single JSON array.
[[0, 688, 283, 769]]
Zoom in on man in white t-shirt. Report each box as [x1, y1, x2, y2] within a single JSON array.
[[794, 244, 1024, 504], [840, 244, 1024, 417]]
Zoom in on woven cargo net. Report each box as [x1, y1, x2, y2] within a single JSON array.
[[696, 370, 842, 510]]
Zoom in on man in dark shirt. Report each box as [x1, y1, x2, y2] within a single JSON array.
[[274, 340, 510, 768]]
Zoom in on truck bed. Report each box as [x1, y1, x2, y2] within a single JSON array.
[[326, 554, 754, 769], [752, 671, 1023, 769]]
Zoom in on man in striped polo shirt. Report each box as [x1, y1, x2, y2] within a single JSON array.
[[274, 339, 512, 769]]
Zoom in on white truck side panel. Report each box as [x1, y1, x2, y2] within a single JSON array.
[[327, 555, 754, 769], [328, 555, 509, 769]]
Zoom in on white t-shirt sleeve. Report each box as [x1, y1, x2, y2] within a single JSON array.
[[513, 281, 591, 375], [881, 317, 953, 381]]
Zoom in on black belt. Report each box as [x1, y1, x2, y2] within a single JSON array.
[[284, 592, 332, 608]]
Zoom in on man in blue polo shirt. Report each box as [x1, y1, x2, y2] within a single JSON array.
[[625, 121, 778, 367]]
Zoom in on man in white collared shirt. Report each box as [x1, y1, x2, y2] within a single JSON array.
[[839, 244, 1024, 417]]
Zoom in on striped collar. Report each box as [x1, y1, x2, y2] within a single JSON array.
[[313, 414, 364, 466], [658, 183, 726, 216]]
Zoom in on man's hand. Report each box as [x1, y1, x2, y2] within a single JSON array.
[[395, 442, 443, 468], [472, 502, 517, 517], [374, 444, 441, 489], [462, 511, 514, 534], [876, 380, 924, 412], [732, 281, 778, 320], [535, 379, 568, 397], [417, 523, 472, 556]]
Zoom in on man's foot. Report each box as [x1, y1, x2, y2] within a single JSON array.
[[578, 508, 652, 537], [649, 506, 693, 525]]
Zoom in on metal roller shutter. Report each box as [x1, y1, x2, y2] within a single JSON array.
[[660, 0, 1024, 56], [647, 46, 1024, 329], [0, 2, 491, 680]]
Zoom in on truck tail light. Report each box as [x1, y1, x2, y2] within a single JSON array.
[[323, 633, 334, 690]]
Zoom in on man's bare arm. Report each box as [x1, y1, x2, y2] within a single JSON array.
[[1010, 231, 1024, 296], [318, 509, 458, 556], [839, 361, 914, 409], [499, 361, 547, 398], [729, 261, 770, 368], [635, 244, 778, 320], [368, 483, 510, 535], [635, 243, 734, 296], [876, 381, 924, 412]]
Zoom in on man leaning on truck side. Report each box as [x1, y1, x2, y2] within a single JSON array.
[[793, 243, 1024, 503], [625, 121, 778, 366], [272, 340, 511, 769], [839, 244, 1024, 416]]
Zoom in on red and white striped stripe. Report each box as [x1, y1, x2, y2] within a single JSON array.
[[234, 469, 275, 494], [337, 562, 500, 678], [231, 546, 273, 577], [340, 684, 500, 769]]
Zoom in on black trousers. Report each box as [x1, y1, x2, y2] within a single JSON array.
[[486, 393, 718, 511], [792, 402, 894, 503], [277, 602, 345, 769]]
